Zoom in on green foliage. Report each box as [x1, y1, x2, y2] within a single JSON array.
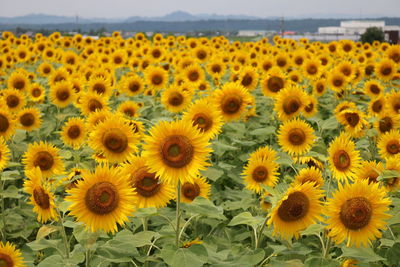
[[360, 27, 385, 44]]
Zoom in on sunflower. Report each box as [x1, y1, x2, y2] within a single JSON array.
[[183, 64, 205, 85], [267, 182, 324, 240], [364, 80, 383, 98], [242, 148, 279, 194], [368, 96, 386, 117], [111, 49, 127, 67], [278, 118, 316, 156], [48, 67, 69, 86], [312, 78, 327, 97], [87, 76, 113, 97], [376, 59, 396, 81], [374, 112, 400, 134], [180, 176, 211, 203], [22, 141, 65, 179], [78, 92, 109, 116], [161, 86, 191, 113], [120, 156, 174, 208], [17, 107, 41, 131], [293, 167, 324, 187], [274, 85, 308, 121], [23, 167, 58, 223], [49, 80, 76, 108], [260, 192, 272, 212], [117, 101, 140, 118], [1, 88, 26, 112], [327, 132, 361, 181], [0, 241, 26, 267], [325, 179, 391, 247], [337, 109, 368, 138], [237, 66, 259, 91], [28, 83, 46, 102], [354, 160, 384, 184], [0, 137, 10, 171], [294, 156, 324, 170], [384, 156, 400, 191], [386, 90, 400, 115], [142, 120, 212, 185], [336, 61, 355, 80], [303, 59, 322, 79], [261, 67, 287, 98], [303, 95, 318, 118], [60, 117, 87, 150], [212, 82, 253, 121], [7, 71, 30, 92], [328, 70, 348, 92], [377, 129, 400, 159], [0, 109, 16, 141], [182, 98, 223, 140], [37, 62, 54, 77], [121, 74, 144, 96], [206, 59, 226, 81], [65, 165, 137, 233], [145, 66, 168, 91]]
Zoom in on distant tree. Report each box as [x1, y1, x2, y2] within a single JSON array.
[[361, 27, 385, 44]]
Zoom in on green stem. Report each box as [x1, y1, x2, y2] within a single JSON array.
[[255, 216, 269, 249], [388, 225, 396, 241], [85, 249, 90, 267], [323, 237, 331, 259], [175, 181, 181, 247], [0, 175, 6, 242], [178, 214, 199, 241], [58, 211, 70, 259], [142, 217, 148, 231]]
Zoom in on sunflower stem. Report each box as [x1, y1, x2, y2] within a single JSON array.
[[0, 175, 6, 242], [58, 210, 70, 259], [175, 181, 181, 247], [178, 214, 199, 241], [142, 217, 148, 231], [85, 249, 90, 267], [323, 237, 331, 259], [388, 225, 396, 241], [255, 216, 269, 249]]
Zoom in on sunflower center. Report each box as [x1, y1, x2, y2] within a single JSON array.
[[379, 117, 393, 133], [197, 50, 206, 60], [93, 83, 106, 94], [333, 77, 343, 87], [340, 197, 372, 230], [241, 74, 253, 87], [211, 64, 221, 73], [67, 125, 81, 139], [33, 187, 50, 209], [277, 191, 309, 222], [341, 66, 351, 76], [56, 89, 70, 101], [307, 65, 317, 75], [366, 170, 379, 184], [277, 58, 286, 67], [129, 81, 140, 92], [288, 128, 306, 146], [102, 128, 128, 153], [365, 65, 374, 75], [168, 92, 184, 106], [252, 166, 268, 182], [181, 182, 200, 200], [344, 112, 360, 127], [151, 74, 163, 85], [316, 83, 325, 93], [161, 135, 194, 168], [123, 108, 135, 117], [267, 76, 284, 92], [32, 88, 42, 97], [381, 66, 392, 76], [305, 102, 314, 113], [6, 95, 19, 108], [0, 115, 10, 133], [295, 57, 303, 65], [283, 97, 301, 115], [333, 150, 351, 171], [20, 113, 35, 127], [134, 168, 160, 197], [370, 84, 380, 94], [221, 95, 242, 114], [88, 99, 103, 112], [14, 79, 25, 90], [386, 140, 400, 155], [192, 113, 212, 132], [34, 151, 54, 171], [114, 56, 122, 64], [0, 252, 13, 267], [85, 182, 119, 215], [372, 100, 383, 113], [188, 70, 199, 82]]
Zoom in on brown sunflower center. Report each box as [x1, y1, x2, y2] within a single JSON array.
[[93, 83, 106, 94], [288, 128, 306, 146], [0, 252, 13, 267], [88, 99, 103, 112], [181, 182, 200, 200], [211, 64, 221, 73], [129, 81, 140, 92], [34, 151, 54, 171], [267, 76, 284, 92], [114, 56, 122, 64], [192, 113, 212, 132], [379, 117, 393, 133], [305, 102, 314, 113], [372, 100, 383, 113], [277, 191, 309, 222], [32, 88, 42, 97], [316, 83, 325, 93], [369, 84, 380, 94], [0, 115, 10, 133], [168, 92, 184, 106], [67, 125, 81, 139], [333, 150, 351, 171], [221, 95, 242, 114], [6, 95, 19, 108], [123, 108, 135, 117], [307, 65, 317, 75], [134, 167, 160, 197], [43, 67, 51, 74], [85, 182, 119, 214], [283, 97, 301, 115], [20, 113, 35, 127], [151, 74, 163, 85], [102, 128, 128, 153], [252, 166, 268, 182], [33, 186, 50, 209], [381, 66, 392, 76], [344, 112, 360, 127], [333, 77, 344, 87], [386, 140, 400, 155], [366, 170, 379, 184], [161, 135, 194, 168], [13, 79, 25, 90], [277, 58, 287, 67], [197, 50, 206, 60], [241, 74, 253, 87], [56, 89, 70, 101], [188, 70, 199, 82], [340, 197, 372, 230]]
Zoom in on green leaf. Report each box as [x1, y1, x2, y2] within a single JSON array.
[[0, 185, 22, 199], [304, 257, 340, 267], [320, 116, 338, 131], [27, 238, 62, 251], [36, 225, 59, 240], [130, 231, 159, 247], [37, 255, 64, 267], [201, 167, 224, 182], [301, 223, 325, 236], [161, 244, 208, 267], [59, 150, 73, 159], [341, 246, 385, 262], [249, 126, 276, 136], [228, 212, 263, 228], [134, 207, 158, 218], [386, 242, 400, 265], [181, 197, 226, 220], [377, 169, 400, 181]]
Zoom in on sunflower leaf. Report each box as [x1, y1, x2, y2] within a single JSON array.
[[377, 170, 400, 181], [341, 246, 385, 262]]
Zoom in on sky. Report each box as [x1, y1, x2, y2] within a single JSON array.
[[0, 0, 399, 18]]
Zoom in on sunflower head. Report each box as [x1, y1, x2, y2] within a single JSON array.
[[278, 118, 316, 156], [180, 176, 211, 203], [0, 241, 26, 267], [274, 84, 308, 121]]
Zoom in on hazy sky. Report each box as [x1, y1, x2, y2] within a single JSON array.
[[0, 0, 399, 18]]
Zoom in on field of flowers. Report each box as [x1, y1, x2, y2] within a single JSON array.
[[0, 31, 400, 266]]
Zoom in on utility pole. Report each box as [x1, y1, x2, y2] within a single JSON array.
[[280, 15, 284, 37]]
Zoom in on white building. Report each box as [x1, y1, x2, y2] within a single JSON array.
[[237, 30, 267, 37]]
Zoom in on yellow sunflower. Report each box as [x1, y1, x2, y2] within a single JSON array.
[[237, 66, 259, 91], [121, 74, 144, 96], [87, 76, 113, 97], [294, 156, 324, 170], [377, 129, 400, 159], [364, 80, 383, 98], [142, 120, 212, 185], [354, 160, 384, 184], [293, 167, 324, 187], [368, 96, 386, 117], [384, 156, 400, 191], [86, 110, 112, 129], [386, 90, 400, 115], [278, 118, 316, 156], [328, 70, 348, 92], [327, 132, 361, 181], [376, 59, 396, 81], [78, 92, 109, 116], [261, 67, 287, 98], [312, 78, 327, 97], [303, 95, 318, 118], [274, 85, 308, 121], [7, 71, 30, 92], [0, 137, 10, 171], [0, 241, 26, 267], [49, 80, 76, 108], [0, 110, 16, 141], [325, 179, 391, 247], [145, 66, 168, 91], [1, 88, 26, 112], [183, 64, 205, 85], [23, 167, 58, 223], [374, 112, 400, 135], [212, 82, 253, 121], [37, 62, 54, 77], [180, 176, 211, 203], [22, 141, 65, 179], [28, 83, 46, 102], [161, 86, 192, 113], [17, 107, 42, 131], [65, 165, 137, 233], [182, 98, 223, 140], [337, 109, 368, 138], [267, 182, 324, 240], [120, 156, 174, 209], [60, 117, 87, 150]]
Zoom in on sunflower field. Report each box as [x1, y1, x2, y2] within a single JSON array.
[[0, 31, 400, 267]]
